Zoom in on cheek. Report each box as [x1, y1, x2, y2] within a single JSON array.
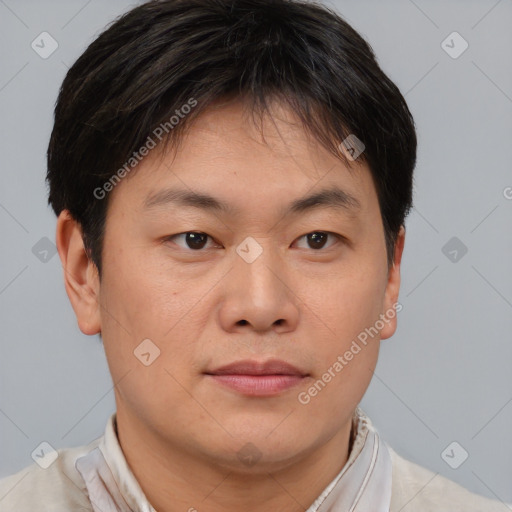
[[318, 269, 387, 346], [303, 256, 386, 398], [98, 264, 198, 420], [99, 245, 188, 337], [98, 247, 207, 391], [295, 340, 378, 438]]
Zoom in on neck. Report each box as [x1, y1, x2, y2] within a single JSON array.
[[115, 409, 354, 512]]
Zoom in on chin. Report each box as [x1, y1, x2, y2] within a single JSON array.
[[201, 427, 319, 473]]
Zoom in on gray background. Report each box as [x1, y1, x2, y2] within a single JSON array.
[[1, 0, 511, 505]]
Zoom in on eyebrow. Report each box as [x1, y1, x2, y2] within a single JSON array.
[[143, 186, 362, 217]]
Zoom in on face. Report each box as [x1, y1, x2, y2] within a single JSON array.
[[60, 98, 404, 473]]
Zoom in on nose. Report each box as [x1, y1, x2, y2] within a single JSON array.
[[217, 243, 300, 335]]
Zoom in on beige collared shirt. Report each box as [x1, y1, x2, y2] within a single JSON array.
[[0, 407, 508, 511]]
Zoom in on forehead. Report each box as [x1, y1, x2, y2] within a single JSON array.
[[109, 99, 377, 220]]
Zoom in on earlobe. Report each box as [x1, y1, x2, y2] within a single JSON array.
[[380, 225, 406, 340], [56, 210, 101, 336]]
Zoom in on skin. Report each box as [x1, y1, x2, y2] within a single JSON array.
[[56, 97, 405, 512]]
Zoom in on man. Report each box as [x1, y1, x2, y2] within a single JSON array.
[[0, 0, 508, 510]]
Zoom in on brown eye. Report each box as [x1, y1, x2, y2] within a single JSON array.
[[168, 232, 213, 250], [307, 232, 328, 249], [294, 231, 340, 250]]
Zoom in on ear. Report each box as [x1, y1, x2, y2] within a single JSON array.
[[56, 210, 101, 336], [380, 225, 405, 340]]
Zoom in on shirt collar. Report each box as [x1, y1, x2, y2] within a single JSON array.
[[306, 407, 392, 512], [76, 407, 392, 512]]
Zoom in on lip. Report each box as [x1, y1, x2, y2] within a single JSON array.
[[204, 359, 309, 396], [206, 359, 307, 376]]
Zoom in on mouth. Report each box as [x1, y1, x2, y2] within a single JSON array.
[[203, 359, 309, 396]]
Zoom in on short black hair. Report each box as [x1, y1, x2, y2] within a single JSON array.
[[47, 0, 416, 277]]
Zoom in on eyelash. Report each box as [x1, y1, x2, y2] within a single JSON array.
[[163, 231, 345, 252]]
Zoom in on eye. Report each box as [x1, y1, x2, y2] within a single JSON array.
[[164, 231, 344, 252], [294, 231, 342, 250], [165, 232, 218, 251]]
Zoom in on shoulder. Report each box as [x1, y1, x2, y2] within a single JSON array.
[[0, 437, 100, 512], [388, 445, 510, 512]]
